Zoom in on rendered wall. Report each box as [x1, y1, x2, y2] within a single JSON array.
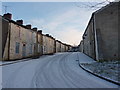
[[95, 2, 119, 60]]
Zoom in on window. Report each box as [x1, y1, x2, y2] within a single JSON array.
[[15, 42, 20, 54], [38, 44, 41, 52], [29, 44, 32, 54]]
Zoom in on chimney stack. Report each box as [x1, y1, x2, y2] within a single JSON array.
[[38, 30, 42, 34], [46, 34, 49, 37], [3, 13, 12, 20], [16, 20, 23, 25], [26, 24, 32, 29], [32, 27, 37, 31]]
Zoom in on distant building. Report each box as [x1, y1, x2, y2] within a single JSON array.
[[37, 30, 43, 56], [56, 40, 61, 53], [78, 40, 83, 52], [42, 34, 55, 55]]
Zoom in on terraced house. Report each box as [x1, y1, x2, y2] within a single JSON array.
[[2, 13, 40, 60], [42, 34, 56, 55], [1, 13, 72, 61], [79, 2, 120, 61], [56, 40, 62, 53]]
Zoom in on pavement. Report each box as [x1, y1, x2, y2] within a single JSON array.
[[78, 52, 120, 86]]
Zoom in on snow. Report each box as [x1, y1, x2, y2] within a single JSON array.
[[2, 52, 119, 88], [81, 59, 120, 84], [77, 52, 96, 63], [0, 62, 2, 65], [0, 58, 32, 65]]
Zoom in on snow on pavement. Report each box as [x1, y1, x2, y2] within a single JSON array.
[[2, 52, 119, 88], [77, 52, 96, 64]]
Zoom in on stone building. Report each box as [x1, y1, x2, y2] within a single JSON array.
[[37, 30, 43, 56], [61, 43, 65, 52], [82, 15, 96, 59], [2, 13, 42, 60], [78, 40, 83, 52], [1, 13, 72, 61], [0, 16, 2, 60], [56, 40, 61, 53], [80, 2, 119, 61], [42, 34, 55, 55]]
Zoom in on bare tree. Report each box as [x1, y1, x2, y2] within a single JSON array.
[[74, 0, 113, 10]]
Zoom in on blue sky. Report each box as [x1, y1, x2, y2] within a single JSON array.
[[1, 1, 111, 45]]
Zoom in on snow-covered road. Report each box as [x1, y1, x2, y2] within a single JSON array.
[[2, 52, 118, 88]]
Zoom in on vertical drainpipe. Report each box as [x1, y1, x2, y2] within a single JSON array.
[[92, 17, 96, 60], [36, 32, 38, 57], [41, 34, 43, 55], [8, 22, 11, 60], [0, 17, 2, 60], [83, 38, 84, 53], [118, 2, 120, 59], [54, 40, 56, 53], [93, 14, 99, 61], [60, 43, 61, 52]]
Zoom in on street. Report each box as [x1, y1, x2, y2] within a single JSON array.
[[2, 52, 118, 88]]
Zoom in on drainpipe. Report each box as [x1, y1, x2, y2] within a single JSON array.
[[41, 34, 43, 55], [0, 17, 2, 60], [54, 40, 56, 53], [93, 14, 99, 61], [36, 31, 38, 57], [8, 23, 11, 60]]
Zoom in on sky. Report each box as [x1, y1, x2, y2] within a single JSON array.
[[1, 0, 115, 46]]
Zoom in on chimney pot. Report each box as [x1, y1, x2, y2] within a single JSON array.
[[26, 24, 32, 29], [32, 27, 37, 31], [16, 20, 23, 25], [3, 13, 12, 20], [38, 30, 42, 34], [46, 34, 49, 37]]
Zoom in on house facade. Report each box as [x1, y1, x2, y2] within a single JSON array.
[[1, 13, 73, 61], [79, 2, 119, 61]]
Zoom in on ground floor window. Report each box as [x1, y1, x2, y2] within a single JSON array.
[[15, 42, 20, 54], [29, 44, 32, 54]]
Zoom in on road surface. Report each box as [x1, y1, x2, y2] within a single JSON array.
[[2, 52, 118, 88]]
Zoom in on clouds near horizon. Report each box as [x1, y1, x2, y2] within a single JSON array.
[[2, 2, 110, 45], [24, 6, 93, 45]]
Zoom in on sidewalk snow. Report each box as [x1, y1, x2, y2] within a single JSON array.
[[0, 55, 51, 66], [2, 52, 118, 88], [0, 58, 32, 66], [77, 52, 120, 85], [77, 52, 96, 63]]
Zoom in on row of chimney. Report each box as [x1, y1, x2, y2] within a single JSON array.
[[3, 13, 42, 34]]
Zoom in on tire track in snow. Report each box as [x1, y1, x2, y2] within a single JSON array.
[[33, 53, 72, 88], [2, 52, 118, 88]]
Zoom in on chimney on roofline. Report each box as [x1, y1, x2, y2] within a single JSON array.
[[3, 13, 12, 20], [32, 27, 37, 31], [16, 20, 23, 25], [46, 34, 49, 37], [38, 30, 42, 34], [26, 24, 32, 29]]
